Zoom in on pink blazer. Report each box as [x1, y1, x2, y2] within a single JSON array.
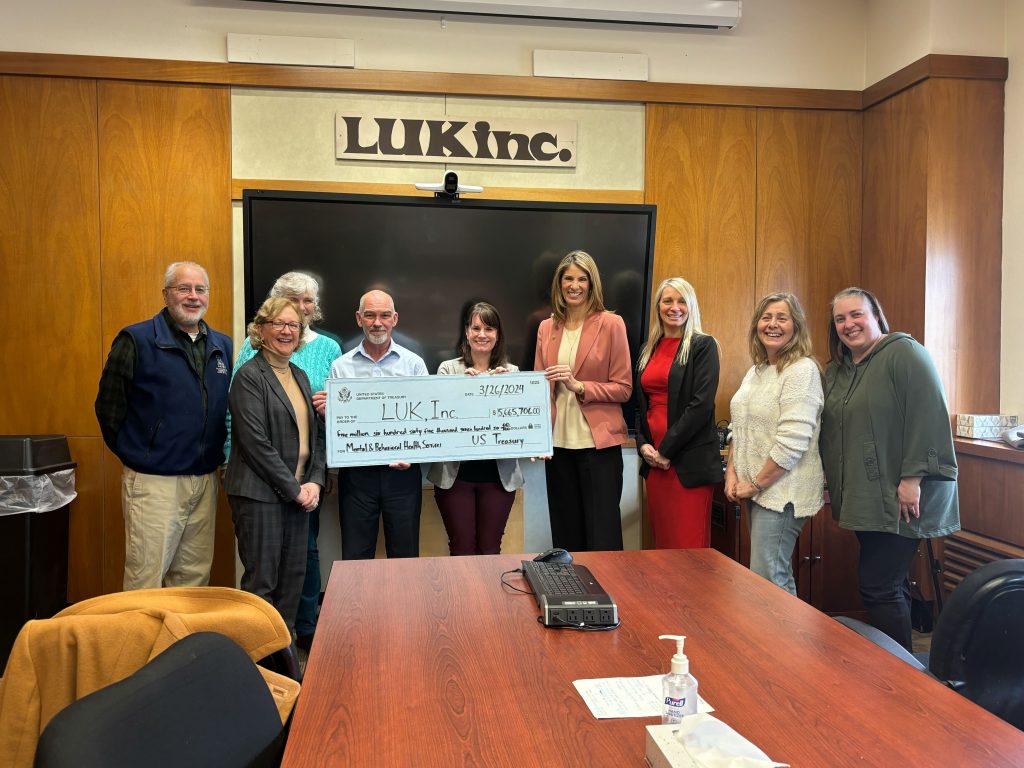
[[534, 311, 632, 449]]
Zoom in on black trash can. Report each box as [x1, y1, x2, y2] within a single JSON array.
[[0, 435, 77, 668]]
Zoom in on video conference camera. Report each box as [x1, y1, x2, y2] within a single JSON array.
[[415, 172, 484, 200]]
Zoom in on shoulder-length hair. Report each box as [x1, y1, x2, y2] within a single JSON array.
[[549, 250, 607, 324], [246, 297, 308, 352], [827, 286, 890, 365], [637, 277, 706, 371], [748, 292, 820, 373], [270, 271, 323, 323], [457, 302, 509, 369]]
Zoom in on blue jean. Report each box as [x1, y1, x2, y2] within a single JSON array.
[[294, 504, 321, 638], [748, 501, 806, 595]]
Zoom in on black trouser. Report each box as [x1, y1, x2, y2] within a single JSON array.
[[339, 465, 422, 559], [855, 530, 922, 652], [544, 446, 624, 552], [229, 495, 309, 632]]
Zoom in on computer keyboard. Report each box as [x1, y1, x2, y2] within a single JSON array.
[[524, 561, 589, 595]]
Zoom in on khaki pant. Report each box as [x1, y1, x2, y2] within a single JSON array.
[[121, 468, 217, 590]]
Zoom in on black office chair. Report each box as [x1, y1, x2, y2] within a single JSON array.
[[33, 632, 288, 768], [835, 558, 1024, 730]]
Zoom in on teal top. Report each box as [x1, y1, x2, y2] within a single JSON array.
[[224, 329, 342, 459]]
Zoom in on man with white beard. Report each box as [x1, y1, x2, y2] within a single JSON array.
[[95, 261, 232, 589], [313, 289, 427, 559]]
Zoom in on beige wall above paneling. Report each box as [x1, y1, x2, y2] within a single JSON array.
[[644, 104, 756, 419], [0, 76, 101, 439], [231, 89, 644, 191]]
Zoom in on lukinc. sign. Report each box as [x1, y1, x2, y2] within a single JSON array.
[[336, 113, 578, 167]]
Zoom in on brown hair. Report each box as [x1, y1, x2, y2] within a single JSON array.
[[457, 302, 509, 370], [549, 250, 607, 323], [748, 292, 820, 373], [827, 287, 890, 365]]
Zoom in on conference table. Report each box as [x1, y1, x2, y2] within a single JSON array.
[[281, 549, 1024, 766]]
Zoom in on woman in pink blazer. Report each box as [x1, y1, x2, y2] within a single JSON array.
[[534, 250, 632, 551]]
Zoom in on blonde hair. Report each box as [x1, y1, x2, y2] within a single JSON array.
[[246, 297, 308, 352], [747, 292, 819, 373], [637, 277, 707, 371], [549, 250, 607, 323]]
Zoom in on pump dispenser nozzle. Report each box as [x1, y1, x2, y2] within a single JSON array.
[[658, 634, 690, 675]]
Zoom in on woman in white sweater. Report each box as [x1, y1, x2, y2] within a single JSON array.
[[726, 292, 824, 594]]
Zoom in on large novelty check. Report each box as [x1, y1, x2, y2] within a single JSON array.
[[325, 372, 553, 468]]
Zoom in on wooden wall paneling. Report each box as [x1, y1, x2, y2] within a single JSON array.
[[644, 105, 756, 419], [923, 78, 1003, 415], [0, 76, 104, 602], [66, 437, 104, 601], [861, 87, 929, 343], [954, 452, 1024, 548], [100, 446, 126, 593], [0, 52, 863, 111], [755, 109, 862, 359], [0, 76, 101, 437], [97, 81, 235, 589]]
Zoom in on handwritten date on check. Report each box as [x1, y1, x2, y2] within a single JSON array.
[[325, 372, 553, 468]]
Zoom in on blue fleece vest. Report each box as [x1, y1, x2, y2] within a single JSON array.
[[114, 311, 232, 475]]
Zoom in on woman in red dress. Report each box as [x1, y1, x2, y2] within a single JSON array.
[[635, 278, 723, 548]]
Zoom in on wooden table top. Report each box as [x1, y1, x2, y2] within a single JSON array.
[[282, 549, 1024, 767]]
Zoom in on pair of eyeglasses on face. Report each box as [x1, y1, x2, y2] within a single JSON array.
[[168, 284, 210, 296], [361, 311, 393, 322], [266, 320, 301, 331]]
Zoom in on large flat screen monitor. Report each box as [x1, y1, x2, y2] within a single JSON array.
[[243, 189, 657, 430]]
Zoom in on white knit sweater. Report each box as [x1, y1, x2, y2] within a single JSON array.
[[729, 357, 824, 518]]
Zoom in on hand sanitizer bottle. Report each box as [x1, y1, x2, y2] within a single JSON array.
[[658, 634, 698, 724]]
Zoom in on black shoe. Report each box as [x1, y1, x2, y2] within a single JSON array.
[[296, 633, 314, 652]]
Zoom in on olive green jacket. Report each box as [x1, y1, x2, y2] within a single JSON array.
[[820, 333, 959, 538]]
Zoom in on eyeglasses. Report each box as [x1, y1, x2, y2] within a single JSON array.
[[361, 311, 393, 321], [266, 320, 301, 331], [167, 284, 210, 296]]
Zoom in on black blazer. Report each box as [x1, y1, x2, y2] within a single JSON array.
[[224, 353, 326, 503], [635, 333, 724, 488]]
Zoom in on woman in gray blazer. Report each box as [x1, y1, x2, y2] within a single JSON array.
[[427, 302, 523, 555], [225, 297, 325, 631]]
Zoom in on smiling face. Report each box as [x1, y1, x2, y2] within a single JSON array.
[[658, 286, 689, 337], [286, 290, 317, 321], [262, 305, 302, 359], [466, 313, 498, 359], [163, 264, 209, 333], [560, 264, 591, 312], [356, 290, 397, 348], [832, 294, 883, 361], [757, 300, 795, 363]]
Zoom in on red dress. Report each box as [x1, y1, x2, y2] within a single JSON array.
[[641, 337, 713, 548]]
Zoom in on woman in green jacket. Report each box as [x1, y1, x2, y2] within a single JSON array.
[[819, 287, 959, 651]]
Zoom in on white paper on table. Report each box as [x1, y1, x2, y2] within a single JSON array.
[[645, 717, 790, 768], [573, 674, 714, 719]]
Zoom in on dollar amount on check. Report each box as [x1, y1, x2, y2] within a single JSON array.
[[325, 372, 553, 468]]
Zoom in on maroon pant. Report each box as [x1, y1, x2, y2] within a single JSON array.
[[434, 480, 515, 555]]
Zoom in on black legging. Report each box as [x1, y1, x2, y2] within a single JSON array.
[[855, 530, 922, 651]]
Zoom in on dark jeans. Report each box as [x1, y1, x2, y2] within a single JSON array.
[[294, 504, 321, 638], [229, 495, 309, 633], [339, 465, 421, 560], [544, 446, 624, 552], [855, 530, 922, 652], [434, 480, 515, 555]]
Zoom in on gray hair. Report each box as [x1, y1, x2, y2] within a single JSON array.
[[163, 262, 209, 288], [270, 271, 323, 323]]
